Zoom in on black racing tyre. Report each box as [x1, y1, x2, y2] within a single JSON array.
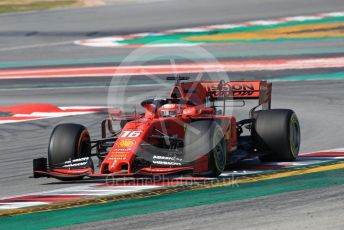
[[48, 123, 91, 167], [184, 120, 226, 177], [254, 109, 301, 162]]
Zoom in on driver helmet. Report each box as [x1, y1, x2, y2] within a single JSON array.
[[159, 104, 180, 117]]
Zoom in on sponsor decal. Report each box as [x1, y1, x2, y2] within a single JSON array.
[[63, 162, 88, 168], [152, 155, 183, 166], [152, 161, 183, 166], [62, 157, 91, 168], [110, 153, 127, 160], [206, 82, 258, 98], [64, 157, 89, 164], [112, 148, 132, 152], [115, 139, 136, 148], [153, 155, 183, 161]]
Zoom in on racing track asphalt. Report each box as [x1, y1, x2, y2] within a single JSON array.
[[1, 80, 344, 230], [1, 0, 344, 228], [1, 80, 344, 198], [0, 0, 343, 63]]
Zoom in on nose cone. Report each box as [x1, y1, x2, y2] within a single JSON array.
[[101, 138, 138, 174], [101, 120, 148, 174], [108, 160, 128, 173]]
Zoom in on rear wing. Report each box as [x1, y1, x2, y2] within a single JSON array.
[[201, 80, 272, 109]]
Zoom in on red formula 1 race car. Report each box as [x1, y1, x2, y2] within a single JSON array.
[[33, 77, 301, 180]]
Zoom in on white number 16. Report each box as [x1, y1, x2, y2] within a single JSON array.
[[120, 131, 142, 138]]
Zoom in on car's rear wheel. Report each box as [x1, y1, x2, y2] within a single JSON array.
[[48, 123, 91, 167], [184, 120, 226, 177], [254, 109, 301, 162]]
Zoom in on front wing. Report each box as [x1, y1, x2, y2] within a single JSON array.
[[33, 157, 194, 181]]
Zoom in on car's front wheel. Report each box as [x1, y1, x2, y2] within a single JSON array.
[[48, 123, 91, 167], [184, 120, 226, 177]]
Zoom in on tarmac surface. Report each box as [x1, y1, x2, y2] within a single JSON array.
[[0, 0, 343, 62], [0, 0, 344, 228]]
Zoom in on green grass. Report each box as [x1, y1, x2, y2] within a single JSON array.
[[0, 0, 78, 14]]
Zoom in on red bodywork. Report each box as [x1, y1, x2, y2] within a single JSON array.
[[34, 80, 271, 179]]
